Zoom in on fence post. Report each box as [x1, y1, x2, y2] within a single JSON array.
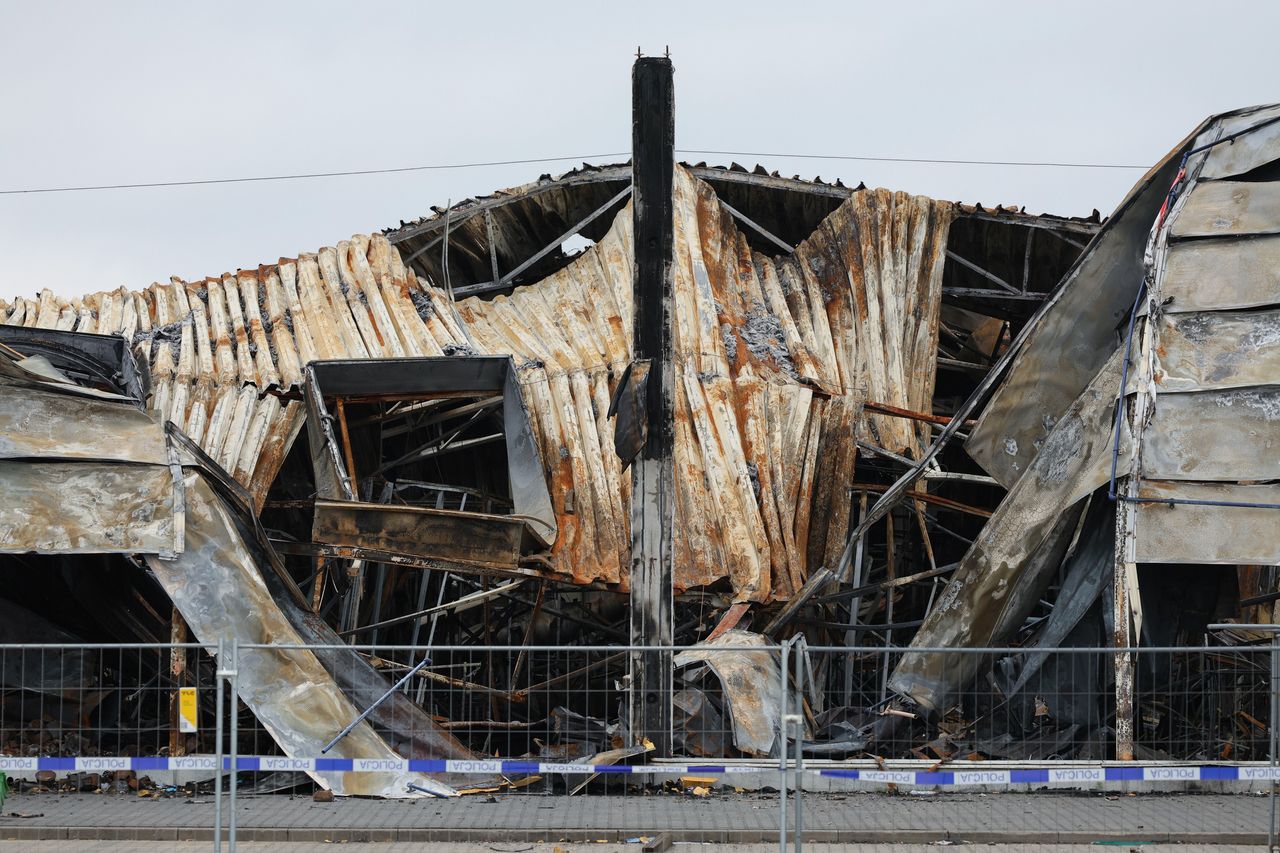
[[778, 638, 790, 853], [213, 637, 225, 853], [1270, 631, 1278, 852], [792, 638, 805, 853], [228, 637, 239, 853]]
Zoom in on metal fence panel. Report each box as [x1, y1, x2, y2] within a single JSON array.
[[0, 640, 1276, 849]]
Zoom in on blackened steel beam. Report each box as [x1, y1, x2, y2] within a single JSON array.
[[628, 55, 675, 754]]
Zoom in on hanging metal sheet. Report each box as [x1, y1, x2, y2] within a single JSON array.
[[1141, 388, 1280, 481], [0, 384, 168, 464], [1157, 236, 1280, 313], [673, 629, 782, 757], [1171, 181, 1280, 238], [1134, 481, 1280, 564], [305, 356, 557, 549], [890, 349, 1128, 711], [965, 139, 1189, 487], [147, 473, 457, 798], [0, 461, 177, 555], [1154, 309, 1280, 392]]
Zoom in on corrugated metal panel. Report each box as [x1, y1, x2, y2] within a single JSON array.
[[1141, 388, 1280, 481], [2, 234, 468, 514], [1154, 309, 1280, 392], [2, 166, 952, 603], [1158, 237, 1280, 313], [1171, 181, 1280, 238], [1, 356, 467, 795], [0, 461, 176, 554], [1134, 481, 1280, 564], [453, 168, 948, 599]]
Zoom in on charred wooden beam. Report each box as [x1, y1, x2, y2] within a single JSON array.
[[628, 55, 676, 754], [484, 209, 501, 282], [813, 562, 959, 606]]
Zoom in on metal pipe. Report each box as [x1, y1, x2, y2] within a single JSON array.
[[779, 639, 789, 853], [793, 650, 805, 853], [367, 563, 388, 646], [213, 637, 224, 853], [418, 572, 451, 705], [1121, 495, 1280, 511], [321, 657, 430, 753], [341, 579, 523, 637], [1270, 632, 1278, 850]]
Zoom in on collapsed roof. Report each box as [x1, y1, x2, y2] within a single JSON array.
[[0, 163, 1092, 604]]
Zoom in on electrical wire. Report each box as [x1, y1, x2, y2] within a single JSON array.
[[0, 153, 630, 195], [0, 147, 1154, 196], [677, 149, 1149, 170]]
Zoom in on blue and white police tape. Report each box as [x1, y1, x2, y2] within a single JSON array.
[[814, 766, 1279, 785], [0, 756, 767, 776], [1, 756, 1279, 784]]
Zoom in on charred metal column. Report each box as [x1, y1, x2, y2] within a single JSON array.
[[628, 55, 675, 754]]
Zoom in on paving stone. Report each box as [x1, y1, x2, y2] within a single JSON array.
[[0, 788, 1270, 845]]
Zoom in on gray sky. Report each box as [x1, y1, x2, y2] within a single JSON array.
[[3, 0, 1278, 299]]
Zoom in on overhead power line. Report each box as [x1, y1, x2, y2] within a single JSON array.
[[0, 148, 1149, 196], [0, 153, 630, 195], [678, 149, 1149, 170]]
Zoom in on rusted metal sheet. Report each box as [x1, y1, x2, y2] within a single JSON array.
[[1171, 181, 1280, 238], [965, 130, 1194, 487], [1157, 236, 1280, 313], [0, 461, 177, 555], [1141, 388, 1280, 481], [313, 501, 526, 569], [889, 348, 1128, 711], [1134, 481, 1280, 564], [453, 167, 940, 600], [673, 629, 781, 757], [3, 165, 952, 603], [750, 186, 953, 460], [1154, 309, 1280, 392], [1198, 104, 1280, 179]]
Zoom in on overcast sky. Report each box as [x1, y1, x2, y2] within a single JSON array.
[[3, 1, 1278, 299]]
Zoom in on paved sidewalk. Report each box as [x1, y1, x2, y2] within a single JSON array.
[[0, 788, 1270, 845], [0, 844, 1269, 852]]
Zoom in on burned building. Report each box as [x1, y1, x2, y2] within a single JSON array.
[[2, 62, 1274, 787]]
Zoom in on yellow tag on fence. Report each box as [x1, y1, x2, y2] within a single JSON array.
[[178, 687, 198, 733]]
